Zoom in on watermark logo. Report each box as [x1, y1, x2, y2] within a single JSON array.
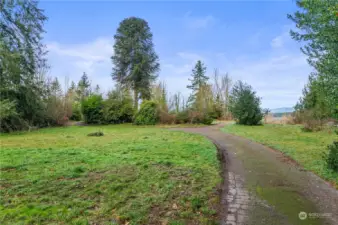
[[308, 212, 332, 219], [299, 211, 307, 220], [298, 211, 332, 220]]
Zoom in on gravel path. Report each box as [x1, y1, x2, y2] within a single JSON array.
[[172, 123, 338, 225]]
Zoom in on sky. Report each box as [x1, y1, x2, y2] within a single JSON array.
[[41, 0, 313, 109]]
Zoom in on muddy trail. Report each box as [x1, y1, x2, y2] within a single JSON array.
[[172, 124, 338, 225]]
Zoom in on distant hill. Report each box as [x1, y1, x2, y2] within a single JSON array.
[[270, 107, 294, 113]]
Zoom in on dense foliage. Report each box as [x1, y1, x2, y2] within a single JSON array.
[[324, 129, 338, 172], [289, 0, 338, 120], [133, 101, 159, 125], [229, 81, 263, 125], [81, 95, 104, 124], [103, 88, 134, 124], [0, 0, 48, 132], [70, 102, 82, 121], [326, 141, 338, 172], [174, 110, 213, 125], [112, 17, 160, 110]]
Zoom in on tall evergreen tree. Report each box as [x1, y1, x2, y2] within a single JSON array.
[[69, 81, 76, 91], [77, 72, 91, 101], [187, 60, 208, 91], [50, 77, 62, 97], [186, 60, 209, 107], [0, 0, 48, 131], [78, 72, 90, 90], [112, 17, 160, 110], [288, 0, 338, 119]]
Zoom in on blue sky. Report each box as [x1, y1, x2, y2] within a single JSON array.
[[41, 0, 312, 109]]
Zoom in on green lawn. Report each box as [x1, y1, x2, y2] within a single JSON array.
[[0, 125, 220, 224], [222, 124, 338, 187]]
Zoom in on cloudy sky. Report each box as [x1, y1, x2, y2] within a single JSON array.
[[41, 0, 312, 109]]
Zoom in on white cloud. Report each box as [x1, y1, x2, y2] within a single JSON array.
[[161, 50, 311, 109], [161, 52, 205, 99], [270, 26, 292, 49], [183, 12, 215, 29], [177, 52, 204, 61], [47, 38, 112, 62], [46, 37, 113, 94], [225, 53, 311, 108], [271, 35, 284, 48]]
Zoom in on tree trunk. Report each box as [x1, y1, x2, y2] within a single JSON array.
[[134, 89, 138, 111]]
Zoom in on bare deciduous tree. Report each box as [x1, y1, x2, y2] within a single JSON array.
[[213, 69, 232, 119]]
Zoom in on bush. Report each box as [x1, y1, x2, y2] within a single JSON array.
[[0, 99, 29, 132], [229, 81, 263, 125], [292, 110, 304, 124], [174, 110, 213, 125], [103, 89, 134, 124], [70, 102, 82, 121], [159, 110, 176, 124], [298, 110, 324, 132], [82, 95, 104, 124], [188, 111, 213, 125], [44, 96, 66, 126], [103, 101, 133, 124], [200, 114, 213, 125], [302, 119, 323, 132], [134, 101, 159, 125], [325, 141, 338, 172], [0, 115, 29, 133], [176, 110, 190, 124]]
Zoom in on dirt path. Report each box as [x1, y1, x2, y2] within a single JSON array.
[[172, 123, 338, 225]]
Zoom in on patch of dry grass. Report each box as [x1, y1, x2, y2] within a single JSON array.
[[264, 113, 295, 125]]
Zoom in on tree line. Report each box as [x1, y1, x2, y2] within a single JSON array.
[[4, 0, 336, 133], [1, 1, 265, 132]]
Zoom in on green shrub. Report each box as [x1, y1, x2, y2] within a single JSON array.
[[134, 101, 159, 125], [70, 102, 82, 121], [188, 111, 213, 125], [229, 81, 263, 125], [176, 110, 190, 124], [325, 141, 338, 172], [82, 95, 104, 124], [103, 89, 134, 124], [0, 115, 29, 133], [175, 110, 213, 125], [0, 99, 29, 132], [200, 114, 213, 125]]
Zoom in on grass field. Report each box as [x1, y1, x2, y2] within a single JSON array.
[[222, 124, 338, 187], [0, 125, 220, 224]]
